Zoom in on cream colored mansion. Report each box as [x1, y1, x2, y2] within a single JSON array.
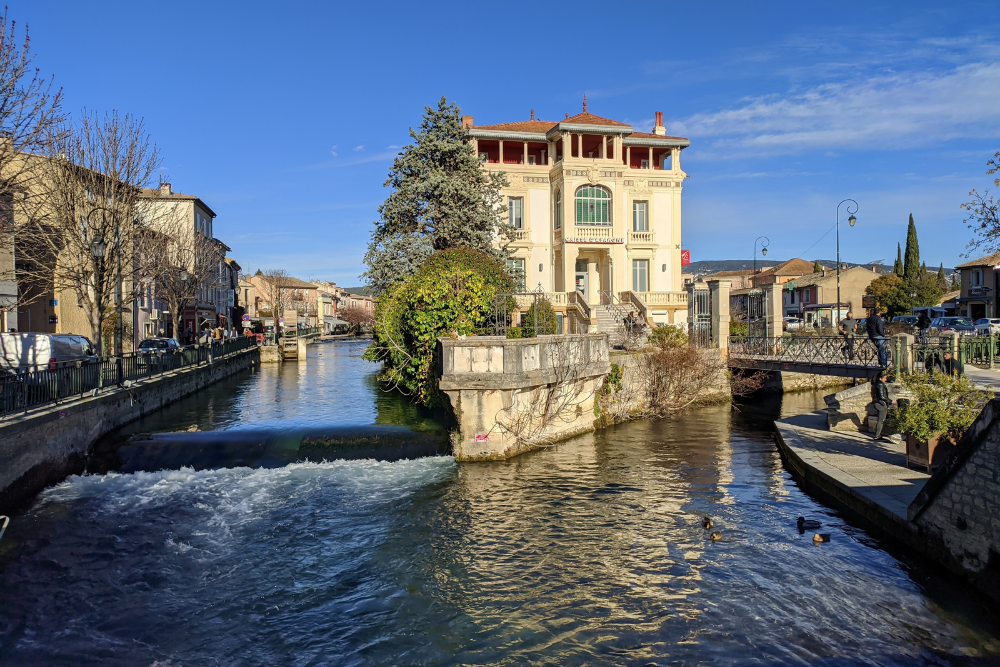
[[466, 100, 689, 330]]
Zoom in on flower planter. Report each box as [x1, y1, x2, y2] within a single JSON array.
[[905, 431, 956, 471]]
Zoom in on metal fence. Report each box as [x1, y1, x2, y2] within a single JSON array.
[[0, 336, 258, 419], [688, 286, 712, 347]]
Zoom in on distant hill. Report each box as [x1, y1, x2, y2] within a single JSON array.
[[683, 259, 954, 276]]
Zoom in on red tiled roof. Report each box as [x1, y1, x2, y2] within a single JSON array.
[[562, 111, 631, 127], [629, 130, 689, 141], [473, 119, 558, 133]]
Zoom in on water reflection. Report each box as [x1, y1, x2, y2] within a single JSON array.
[[0, 343, 997, 665]]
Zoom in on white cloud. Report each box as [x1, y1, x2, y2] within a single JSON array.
[[329, 144, 338, 157], [354, 145, 364, 151], [385, 144, 400, 150], [676, 62, 1000, 156]]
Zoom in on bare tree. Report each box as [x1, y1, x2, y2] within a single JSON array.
[[17, 110, 159, 355], [141, 227, 221, 343], [0, 9, 66, 327], [962, 151, 1000, 256], [257, 269, 292, 332], [339, 304, 374, 334]]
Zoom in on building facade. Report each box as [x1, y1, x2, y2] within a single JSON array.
[[467, 102, 689, 327], [955, 253, 1000, 319]]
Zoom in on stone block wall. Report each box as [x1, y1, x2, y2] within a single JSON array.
[[910, 400, 1000, 590]]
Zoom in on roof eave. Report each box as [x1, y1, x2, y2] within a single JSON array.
[[469, 129, 549, 142], [547, 122, 634, 139], [623, 137, 690, 148]]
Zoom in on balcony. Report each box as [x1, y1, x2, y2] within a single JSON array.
[[628, 230, 654, 244], [509, 229, 529, 242], [571, 225, 614, 240], [628, 291, 688, 307]]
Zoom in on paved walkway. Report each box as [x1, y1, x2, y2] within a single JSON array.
[[774, 411, 929, 523], [964, 364, 1000, 391]]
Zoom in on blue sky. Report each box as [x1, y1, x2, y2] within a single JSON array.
[[16, 1, 1000, 283]]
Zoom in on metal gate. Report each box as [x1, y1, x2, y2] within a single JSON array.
[[731, 289, 767, 338], [688, 286, 712, 347]]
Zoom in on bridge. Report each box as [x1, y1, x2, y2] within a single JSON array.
[[727, 336, 889, 379]]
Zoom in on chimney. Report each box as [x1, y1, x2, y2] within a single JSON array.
[[530, 109, 535, 121], [159, 182, 172, 195], [822, 268, 827, 277], [654, 110, 666, 136], [461, 115, 474, 128]]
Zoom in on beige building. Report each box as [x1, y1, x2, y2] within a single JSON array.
[[786, 265, 882, 326], [467, 101, 689, 328]]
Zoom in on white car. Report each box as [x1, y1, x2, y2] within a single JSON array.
[[783, 316, 804, 330], [974, 318, 1000, 336]]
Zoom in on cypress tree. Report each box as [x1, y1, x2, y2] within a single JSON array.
[[921, 261, 927, 274], [363, 96, 511, 296], [937, 263, 945, 280], [893, 243, 903, 276], [813, 260, 822, 273], [903, 213, 920, 280]]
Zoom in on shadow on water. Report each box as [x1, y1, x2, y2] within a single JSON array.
[[87, 338, 451, 474]]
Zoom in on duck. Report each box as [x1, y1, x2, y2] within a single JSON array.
[[797, 516, 822, 531], [702, 517, 713, 530], [812, 533, 831, 544], [709, 531, 722, 542]]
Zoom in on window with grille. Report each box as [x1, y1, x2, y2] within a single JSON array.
[[508, 197, 523, 229], [632, 201, 648, 232], [575, 185, 611, 226]]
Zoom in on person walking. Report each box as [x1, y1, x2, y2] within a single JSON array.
[[917, 310, 932, 343], [870, 369, 891, 440], [838, 310, 858, 361], [866, 308, 888, 367]]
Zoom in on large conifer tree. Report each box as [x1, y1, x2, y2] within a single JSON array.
[[893, 243, 904, 277], [903, 213, 920, 280], [363, 96, 511, 296]]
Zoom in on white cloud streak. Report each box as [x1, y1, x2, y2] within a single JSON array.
[[677, 62, 1000, 156]]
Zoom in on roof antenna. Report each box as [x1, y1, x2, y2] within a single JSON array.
[[583, 94, 588, 112]]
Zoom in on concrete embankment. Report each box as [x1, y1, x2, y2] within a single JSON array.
[[774, 403, 1000, 601], [0, 347, 260, 513]]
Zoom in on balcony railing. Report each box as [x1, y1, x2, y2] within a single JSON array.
[[571, 225, 615, 240], [628, 230, 654, 244], [630, 291, 688, 306], [509, 228, 529, 242]]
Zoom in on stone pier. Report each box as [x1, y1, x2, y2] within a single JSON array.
[[438, 334, 610, 461]]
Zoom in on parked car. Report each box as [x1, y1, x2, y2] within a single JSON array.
[[0, 332, 96, 372], [782, 316, 803, 330], [892, 315, 919, 326], [136, 337, 181, 371], [930, 317, 977, 334], [974, 318, 1000, 336], [137, 337, 180, 352]]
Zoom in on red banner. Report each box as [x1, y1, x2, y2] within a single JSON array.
[[681, 250, 691, 266]]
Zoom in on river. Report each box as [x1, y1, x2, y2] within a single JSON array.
[[0, 339, 997, 666]]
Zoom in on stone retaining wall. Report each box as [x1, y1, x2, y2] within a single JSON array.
[[0, 348, 260, 513]]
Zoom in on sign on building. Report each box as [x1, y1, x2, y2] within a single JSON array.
[[681, 250, 690, 266]]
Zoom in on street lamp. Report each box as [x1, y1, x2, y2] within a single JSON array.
[[911, 290, 917, 314], [836, 199, 859, 321], [753, 236, 770, 289], [91, 234, 106, 259]]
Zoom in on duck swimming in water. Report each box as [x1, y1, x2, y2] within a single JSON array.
[[709, 531, 722, 542], [813, 533, 830, 543], [702, 517, 713, 530], [797, 516, 821, 531]]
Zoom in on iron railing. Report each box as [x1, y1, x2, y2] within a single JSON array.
[[0, 336, 258, 419], [728, 335, 889, 369]]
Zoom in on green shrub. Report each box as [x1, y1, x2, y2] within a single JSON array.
[[893, 372, 986, 442], [506, 326, 523, 339], [521, 298, 558, 337], [363, 247, 515, 405], [648, 324, 688, 349], [729, 321, 749, 337]]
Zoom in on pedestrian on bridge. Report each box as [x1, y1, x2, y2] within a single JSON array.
[[866, 309, 888, 367], [838, 311, 858, 361]]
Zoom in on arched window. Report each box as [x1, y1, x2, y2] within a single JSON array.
[[575, 185, 611, 226]]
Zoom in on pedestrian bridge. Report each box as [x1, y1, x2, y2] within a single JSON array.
[[728, 336, 889, 378]]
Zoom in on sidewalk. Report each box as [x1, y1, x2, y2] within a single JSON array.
[[963, 364, 1000, 391], [774, 411, 929, 529]]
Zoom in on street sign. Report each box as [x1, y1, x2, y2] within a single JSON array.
[[242, 314, 250, 322], [242, 321, 251, 328], [279, 317, 285, 324], [862, 295, 876, 308], [681, 250, 690, 266]]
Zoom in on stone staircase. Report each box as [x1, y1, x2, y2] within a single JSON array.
[[593, 306, 620, 334]]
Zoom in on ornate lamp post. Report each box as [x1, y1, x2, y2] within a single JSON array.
[[836, 199, 858, 320], [753, 236, 770, 289], [90, 233, 107, 357]]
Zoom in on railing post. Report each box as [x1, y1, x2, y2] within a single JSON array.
[[764, 284, 783, 353], [706, 279, 731, 350]]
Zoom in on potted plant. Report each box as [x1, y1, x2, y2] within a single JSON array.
[[893, 373, 986, 471]]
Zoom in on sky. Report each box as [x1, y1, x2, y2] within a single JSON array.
[[14, 1, 1000, 284]]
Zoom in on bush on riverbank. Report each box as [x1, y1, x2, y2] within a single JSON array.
[[893, 372, 986, 442], [363, 248, 514, 405]]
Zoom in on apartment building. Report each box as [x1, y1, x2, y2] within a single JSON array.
[[467, 100, 689, 328]]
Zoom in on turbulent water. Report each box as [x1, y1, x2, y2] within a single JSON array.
[[0, 339, 998, 666]]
